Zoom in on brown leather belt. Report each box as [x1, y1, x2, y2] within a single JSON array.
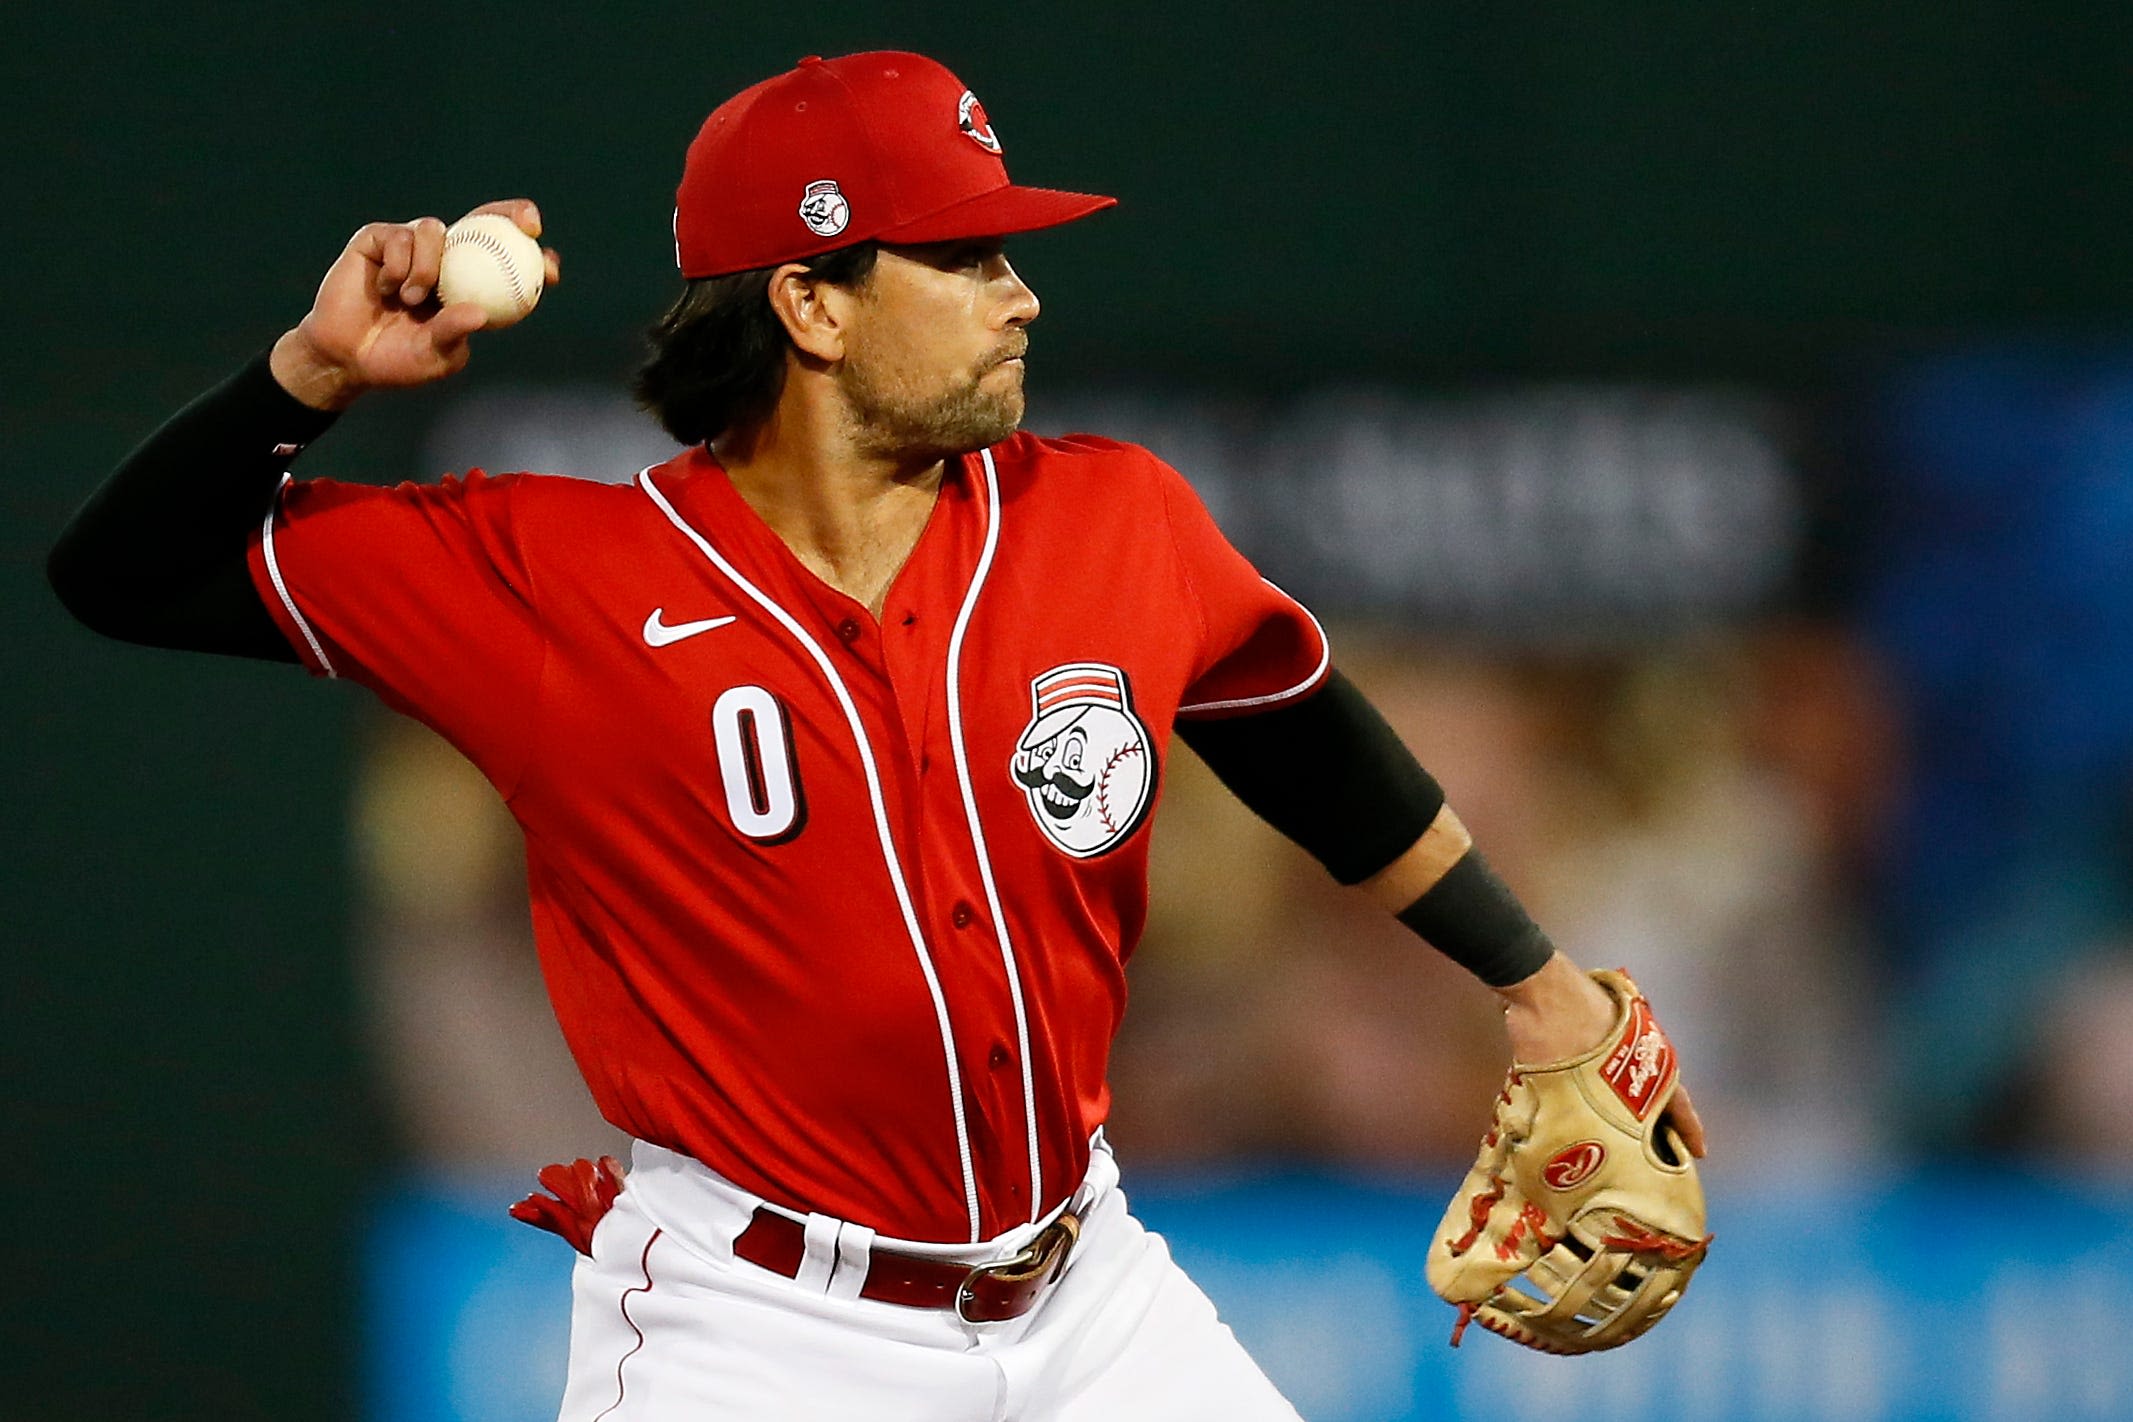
[[732, 1206, 1081, 1323]]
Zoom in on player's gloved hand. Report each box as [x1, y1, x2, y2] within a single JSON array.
[[268, 198, 562, 410], [1427, 969, 1711, 1354], [509, 1155, 626, 1257]]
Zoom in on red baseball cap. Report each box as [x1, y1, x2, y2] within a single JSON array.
[[673, 52, 1116, 278]]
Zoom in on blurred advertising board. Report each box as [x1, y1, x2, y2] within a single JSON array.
[[425, 383, 1799, 646], [366, 1169, 2132, 1422]]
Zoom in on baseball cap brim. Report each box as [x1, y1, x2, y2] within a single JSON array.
[[876, 184, 1116, 246]]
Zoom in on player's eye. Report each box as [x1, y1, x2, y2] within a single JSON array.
[[899, 237, 1006, 276]]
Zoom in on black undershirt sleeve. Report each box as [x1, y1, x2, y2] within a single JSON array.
[[1177, 670, 1554, 987], [1393, 849, 1553, 987], [47, 349, 335, 661], [1177, 669, 1445, 886]]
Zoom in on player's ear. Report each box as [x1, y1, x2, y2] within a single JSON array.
[[766, 263, 853, 363]]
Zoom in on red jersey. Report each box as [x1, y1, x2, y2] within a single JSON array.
[[246, 432, 1327, 1243]]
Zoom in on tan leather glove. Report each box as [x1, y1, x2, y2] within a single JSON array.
[[1427, 969, 1710, 1354]]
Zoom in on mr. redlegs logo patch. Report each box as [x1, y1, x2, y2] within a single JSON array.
[[1599, 996, 1676, 1119]]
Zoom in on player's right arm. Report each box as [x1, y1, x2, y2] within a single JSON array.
[[47, 202, 556, 656], [270, 200, 557, 411]]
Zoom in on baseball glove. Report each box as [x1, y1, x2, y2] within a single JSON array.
[[1427, 969, 1710, 1354]]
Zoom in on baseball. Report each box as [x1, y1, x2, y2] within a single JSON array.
[[437, 213, 545, 327]]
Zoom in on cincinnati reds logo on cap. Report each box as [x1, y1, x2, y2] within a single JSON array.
[[957, 89, 1002, 154], [797, 179, 851, 238], [1010, 663, 1155, 858]]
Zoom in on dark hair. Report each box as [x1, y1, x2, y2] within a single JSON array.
[[632, 242, 881, 446]]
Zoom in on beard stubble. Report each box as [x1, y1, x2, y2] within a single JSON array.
[[839, 348, 1026, 460]]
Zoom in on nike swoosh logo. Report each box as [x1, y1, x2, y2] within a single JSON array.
[[643, 608, 738, 647]]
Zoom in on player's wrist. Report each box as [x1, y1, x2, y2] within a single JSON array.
[[1495, 953, 1617, 1065], [269, 326, 366, 411]]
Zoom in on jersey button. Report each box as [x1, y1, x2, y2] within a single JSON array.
[[835, 617, 862, 644], [988, 1044, 1011, 1069], [951, 901, 976, 929]]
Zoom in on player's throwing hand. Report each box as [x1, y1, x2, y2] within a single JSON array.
[[269, 198, 560, 411]]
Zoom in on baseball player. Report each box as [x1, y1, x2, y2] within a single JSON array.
[[50, 51, 1705, 1418]]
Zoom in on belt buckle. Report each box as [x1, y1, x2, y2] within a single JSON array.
[[954, 1210, 1081, 1324]]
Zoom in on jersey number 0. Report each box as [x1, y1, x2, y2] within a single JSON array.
[[711, 685, 806, 843]]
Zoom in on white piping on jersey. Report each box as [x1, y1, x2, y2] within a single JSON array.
[[1175, 581, 1331, 714], [638, 468, 984, 1241], [261, 474, 337, 678], [944, 447, 1044, 1223]]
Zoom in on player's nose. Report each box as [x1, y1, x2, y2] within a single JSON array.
[[998, 259, 1040, 326]]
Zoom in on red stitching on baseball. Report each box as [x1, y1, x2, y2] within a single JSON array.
[[449, 228, 530, 310], [1094, 742, 1143, 834]]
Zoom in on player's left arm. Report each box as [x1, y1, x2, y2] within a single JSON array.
[[1359, 802, 1706, 1156], [1177, 673, 1707, 1156]]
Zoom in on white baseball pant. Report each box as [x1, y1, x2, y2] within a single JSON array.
[[554, 1138, 1302, 1421]]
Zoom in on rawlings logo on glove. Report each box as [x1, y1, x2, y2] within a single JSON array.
[[1427, 970, 1710, 1354]]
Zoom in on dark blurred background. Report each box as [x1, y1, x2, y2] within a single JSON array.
[[10, 4, 2133, 1420]]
